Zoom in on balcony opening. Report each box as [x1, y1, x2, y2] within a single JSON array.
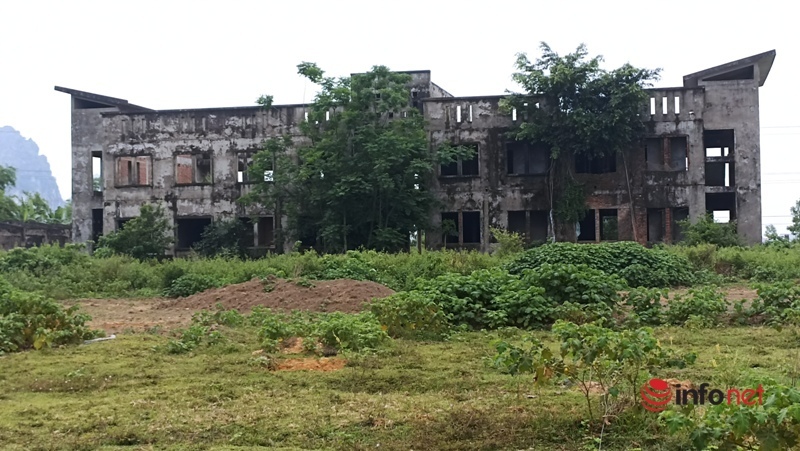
[[176, 217, 212, 249]]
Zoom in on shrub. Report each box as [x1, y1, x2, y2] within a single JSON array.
[[494, 320, 696, 422], [522, 263, 626, 308], [677, 214, 742, 247], [624, 287, 668, 325], [95, 203, 172, 261], [194, 218, 251, 258], [0, 279, 100, 353], [418, 268, 520, 329], [505, 241, 694, 287], [370, 291, 451, 340], [163, 274, 221, 298], [493, 282, 553, 329], [164, 324, 224, 354], [490, 227, 525, 258], [192, 304, 245, 328], [661, 384, 800, 451], [0, 244, 89, 276], [665, 286, 728, 326], [750, 281, 800, 324], [311, 312, 391, 352]]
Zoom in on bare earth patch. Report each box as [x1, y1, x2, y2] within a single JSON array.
[[160, 277, 395, 314], [65, 278, 395, 334]]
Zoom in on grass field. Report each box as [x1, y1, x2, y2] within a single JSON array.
[[2, 309, 799, 450]]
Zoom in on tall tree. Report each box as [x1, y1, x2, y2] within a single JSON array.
[[502, 43, 660, 241], [245, 63, 456, 253], [789, 199, 800, 239], [0, 165, 17, 220]]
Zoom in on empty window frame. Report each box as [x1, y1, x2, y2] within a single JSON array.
[[440, 143, 479, 177], [647, 208, 665, 243], [115, 156, 152, 187], [507, 141, 549, 175], [644, 137, 687, 171], [239, 216, 276, 247], [671, 207, 689, 243], [176, 154, 213, 185], [176, 217, 212, 249], [575, 153, 616, 174], [507, 210, 549, 242], [670, 137, 688, 170], [599, 209, 618, 241], [91, 208, 103, 243], [706, 192, 736, 223], [577, 210, 596, 241], [440, 211, 481, 246], [704, 129, 734, 157], [92, 151, 103, 193], [237, 153, 274, 183]]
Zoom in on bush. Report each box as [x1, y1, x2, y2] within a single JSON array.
[[677, 214, 742, 247], [194, 219, 251, 258], [0, 244, 89, 276], [490, 227, 525, 258], [661, 384, 800, 451], [95, 203, 172, 261], [0, 278, 100, 353], [665, 286, 728, 327], [418, 268, 520, 329], [311, 312, 391, 352], [163, 274, 221, 298], [505, 241, 694, 287], [624, 287, 668, 326], [370, 291, 451, 340], [522, 263, 626, 308]]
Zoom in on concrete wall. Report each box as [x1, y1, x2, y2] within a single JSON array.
[[0, 221, 71, 250], [421, 85, 759, 249], [97, 105, 310, 255], [64, 55, 769, 253]]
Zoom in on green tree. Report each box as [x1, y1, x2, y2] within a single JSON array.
[[0, 165, 17, 220], [789, 199, 800, 239], [502, 43, 660, 241], [245, 63, 445, 253], [95, 204, 172, 260]]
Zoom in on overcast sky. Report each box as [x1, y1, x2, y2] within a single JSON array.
[[1, 0, 798, 235]]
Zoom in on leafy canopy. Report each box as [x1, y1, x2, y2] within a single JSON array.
[[503, 42, 661, 160], [245, 63, 438, 253]]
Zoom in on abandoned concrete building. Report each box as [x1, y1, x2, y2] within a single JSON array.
[[57, 50, 774, 255]]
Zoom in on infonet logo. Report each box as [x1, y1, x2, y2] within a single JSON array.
[[640, 378, 764, 412]]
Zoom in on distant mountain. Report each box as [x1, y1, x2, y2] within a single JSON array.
[[0, 126, 65, 208]]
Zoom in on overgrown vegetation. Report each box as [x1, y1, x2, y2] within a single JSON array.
[[501, 43, 660, 240], [95, 203, 172, 260], [0, 276, 100, 354], [0, 164, 71, 224]]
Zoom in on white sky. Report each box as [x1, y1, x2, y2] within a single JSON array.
[[1, 0, 798, 235]]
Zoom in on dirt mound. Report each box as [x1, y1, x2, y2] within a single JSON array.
[[160, 277, 395, 313]]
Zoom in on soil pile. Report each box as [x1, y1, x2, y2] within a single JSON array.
[[161, 277, 395, 313]]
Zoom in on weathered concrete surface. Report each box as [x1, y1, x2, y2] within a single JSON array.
[[0, 221, 71, 250], [57, 51, 773, 255]]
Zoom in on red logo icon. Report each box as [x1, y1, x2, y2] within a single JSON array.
[[640, 378, 673, 412]]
